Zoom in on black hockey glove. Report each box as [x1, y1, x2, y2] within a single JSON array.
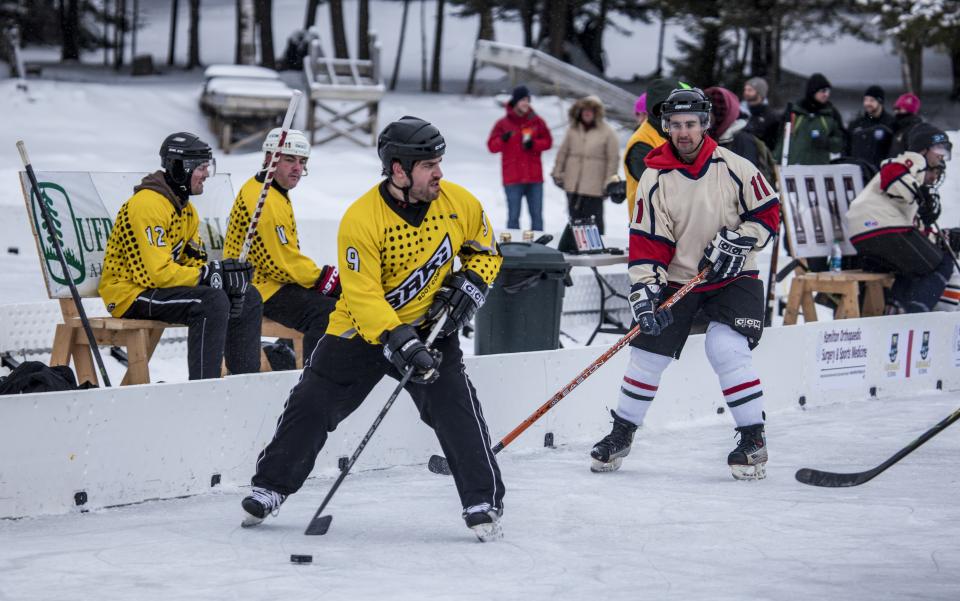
[[698, 227, 758, 283], [425, 270, 488, 338], [945, 228, 960, 254], [500, 130, 513, 143], [629, 282, 673, 336], [605, 179, 627, 204], [315, 265, 341, 297], [916, 186, 941, 227], [381, 324, 442, 384], [222, 259, 253, 319], [198, 260, 224, 289]]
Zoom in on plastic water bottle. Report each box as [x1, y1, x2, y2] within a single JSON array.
[[829, 242, 843, 272]]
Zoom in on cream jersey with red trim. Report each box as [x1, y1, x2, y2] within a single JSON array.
[[223, 175, 321, 302], [630, 136, 780, 288], [98, 187, 205, 317], [326, 179, 502, 344], [846, 151, 927, 240]]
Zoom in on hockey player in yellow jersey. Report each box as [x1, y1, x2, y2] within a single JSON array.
[[223, 128, 340, 358], [590, 89, 780, 480], [98, 132, 262, 380], [240, 117, 505, 541]]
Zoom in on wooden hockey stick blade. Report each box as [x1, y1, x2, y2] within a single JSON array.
[[304, 514, 332, 535], [427, 454, 451, 475]]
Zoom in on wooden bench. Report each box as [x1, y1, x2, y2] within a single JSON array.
[[783, 270, 895, 325]]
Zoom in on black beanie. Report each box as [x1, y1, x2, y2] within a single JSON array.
[[907, 123, 951, 153], [509, 85, 531, 107], [805, 73, 832, 99], [864, 85, 885, 104]]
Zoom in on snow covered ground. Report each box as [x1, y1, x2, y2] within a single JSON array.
[[1, 392, 958, 600]]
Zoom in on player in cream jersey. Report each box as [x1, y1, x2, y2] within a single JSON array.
[[590, 88, 781, 480]]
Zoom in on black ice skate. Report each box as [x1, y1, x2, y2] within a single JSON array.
[[240, 487, 287, 527], [462, 503, 503, 542], [590, 410, 638, 473], [728, 423, 767, 480]]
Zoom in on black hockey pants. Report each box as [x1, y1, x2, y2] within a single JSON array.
[[123, 285, 263, 379], [263, 284, 337, 360], [252, 332, 504, 512], [853, 229, 955, 312]]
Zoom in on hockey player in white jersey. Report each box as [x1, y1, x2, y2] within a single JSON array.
[[589, 88, 781, 479]]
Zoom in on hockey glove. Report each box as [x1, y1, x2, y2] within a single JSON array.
[[945, 228, 960, 254], [315, 265, 341, 297], [198, 260, 224, 289], [698, 227, 758, 283], [381, 324, 442, 385], [916, 186, 941, 227], [425, 270, 488, 337], [605, 178, 627, 204], [222, 259, 253, 319], [629, 282, 673, 336]]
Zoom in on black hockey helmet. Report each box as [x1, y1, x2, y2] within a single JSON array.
[[907, 123, 952, 161], [660, 87, 712, 133], [160, 132, 215, 187], [377, 116, 446, 177]]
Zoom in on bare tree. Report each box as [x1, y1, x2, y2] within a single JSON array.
[[113, 0, 126, 69], [429, 0, 444, 91], [59, 0, 80, 61], [254, 0, 275, 68], [187, 0, 201, 69], [390, 0, 411, 90], [168, 0, 179, 66], [358, 0, 370, 60], [464, 0, 495, 94], [546, 0, 565, 59], [330, 0, 349, 58], [420, 0, 427, 91], [304, 0, 320, 29]]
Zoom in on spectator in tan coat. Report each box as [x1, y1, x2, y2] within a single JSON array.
[[552, 95, 620, 234]]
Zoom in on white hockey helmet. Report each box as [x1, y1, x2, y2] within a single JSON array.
[[262, 128, 311, 158]]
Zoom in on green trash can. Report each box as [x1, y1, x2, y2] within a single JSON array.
[[474, 242, 570, 355]]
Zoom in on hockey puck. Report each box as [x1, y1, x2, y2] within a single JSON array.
[[290, 554, 313, 564]]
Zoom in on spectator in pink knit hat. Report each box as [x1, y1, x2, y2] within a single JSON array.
[[634, 93, 647, 127], [889, 92, 923, 157]]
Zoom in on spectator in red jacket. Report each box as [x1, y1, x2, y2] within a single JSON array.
[[487, 85, 553, 231]]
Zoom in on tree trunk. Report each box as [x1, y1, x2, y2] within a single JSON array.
[[304, 0, 320, 29], [187, 0, 201, 69], [466, 2, 494, 94], [168, 0, 179, 66], [654, 9, 666, 77], [60, 0, 80, 61], [950, 39, 960, 102], [520, 0, 534, 47], [236, 0, 256, 64], [420, 0, 428, 91], [254, 0, 275, 68], [547, 0, 566, 59], [358, 0, 370, 60], [429, 0, 444, 92], [104, 0, 112, 66], [114, 0, 126, 69], [898, 40, 923, 95], [390, 0, 411, 91], [330, 0, 349, 58], [131, 0, 139, 59]]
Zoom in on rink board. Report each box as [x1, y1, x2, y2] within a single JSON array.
[[2, 311, 959, 518]]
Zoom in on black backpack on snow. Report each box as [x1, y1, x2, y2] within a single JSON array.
[[0, 361, 90, 395]]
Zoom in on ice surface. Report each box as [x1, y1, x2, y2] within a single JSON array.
[[1, 393, 958, 600]]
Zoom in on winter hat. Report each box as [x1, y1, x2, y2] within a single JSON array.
[[805, 72, 832, 99], [705, 86, 740, 138], [894, 92, 921, 115], [646, 79, 690, 118], [509, 85, 531, 107], [635, 93, 647, 116], [863, 85, 885, 104], [907, 123, 952, 155], [744, 76, 768, 100]]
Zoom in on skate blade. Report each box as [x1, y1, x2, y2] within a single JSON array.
[[241, 511, 265, 528], [730, 463, 767, 480], [590, 457, 623, 473], [470, 521, 503, 542]]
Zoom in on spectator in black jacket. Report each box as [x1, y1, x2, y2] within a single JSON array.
[[888, 92, 923, 157], [847, 85, 896, 170], [741, 76, 780, 152]]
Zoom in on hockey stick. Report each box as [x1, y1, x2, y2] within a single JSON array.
[[304, 312, 449, 535], [18, 140, 111, 387], [237, 89, 302, 262], [931, 223, 960, 274], [427, 268, 711, 476], [795, 406, 960, 487]]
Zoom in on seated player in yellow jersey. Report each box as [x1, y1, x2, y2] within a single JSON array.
[[223, 128, 340, 359], [240, 117, 507, 542], [98, 132, 262, 380]]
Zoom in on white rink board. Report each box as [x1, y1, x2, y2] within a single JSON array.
[[2, 312, 959, 519]]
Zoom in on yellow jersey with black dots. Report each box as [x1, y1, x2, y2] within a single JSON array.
[[223, 175, 321, 302], [327, 179, 501, 344], [98, 173, 206, 317]]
